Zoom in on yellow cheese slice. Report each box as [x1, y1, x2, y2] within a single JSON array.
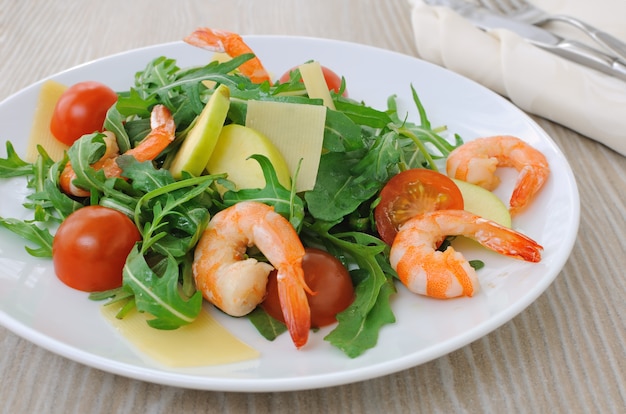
[[101, 302, 259, 367], [26, 80, 69, 162], [245, 100, 326, 192], [298, 61, 335, 110]]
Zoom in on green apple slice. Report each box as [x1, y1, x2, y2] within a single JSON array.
[[169, 84, 230, 179], [206, 124, 292, 192], [452, 178, 512, 227]]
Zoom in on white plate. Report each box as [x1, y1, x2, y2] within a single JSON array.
[[0, 36, 579, 392]]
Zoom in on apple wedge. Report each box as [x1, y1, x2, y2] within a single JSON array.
[[452, 178, 511, 227], [206, 124, 292, 192], [169, 84, 230, 178]]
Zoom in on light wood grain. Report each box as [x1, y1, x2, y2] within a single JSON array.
[[1, 0, 625, 413]]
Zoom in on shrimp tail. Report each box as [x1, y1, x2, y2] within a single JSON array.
[[510, 165, 548, 216], [184, 28, 230, 52], [277, 263, 311, 349], [472, 219, 543, 262], [436, 210, 543, 262], [184, 27, 271, 84]]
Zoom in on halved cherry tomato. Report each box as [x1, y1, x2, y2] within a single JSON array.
[[50, 81, 118, 146], [375, 169, 464, 245], [278, 65, 347, 96], [262, 247, 354, 328], [52, 206, 141, 292]]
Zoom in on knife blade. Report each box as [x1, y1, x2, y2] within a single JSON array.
[[423, 0, 626, 81]]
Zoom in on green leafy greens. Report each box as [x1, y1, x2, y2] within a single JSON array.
[[0, 52, 462, 358]]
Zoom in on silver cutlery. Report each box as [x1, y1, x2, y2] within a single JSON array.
[[423, 0, 626, 81], [475, 0, 626, 61]]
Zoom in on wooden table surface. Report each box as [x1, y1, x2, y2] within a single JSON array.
[[1, 1, 624, 413]]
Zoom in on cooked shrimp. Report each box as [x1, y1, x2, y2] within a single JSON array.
[[59, 104, 175, 197], [184, 27, 271, 84], [192, 201, 312, 348], [446, 135, 550, 215], [390, 209, 543, 299], [100, 104, 176, 178]]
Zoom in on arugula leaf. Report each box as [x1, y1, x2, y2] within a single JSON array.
[[66, 133, 111, 191], [386, 86, 462, 169], [351, 130, 401, 182], [0, 143, 80, 247], [334, 100, 392, 129], [222, 154, 305, 230], [118, 170, 217, 328], [135, 56, 180, 90], [325, 268, 396, 358], [323, 109, 364, 152], [123, 245, 202, 329], [118, 155, 176, 191], [0, 217, 53, 257], [103, 105, 131, 153], [248, 307, 288, 341], [26, 177, 82, 221], [24, 148, 84, 221], [133, 176, 216, 254], [116, 88, 159, 118], [0, 141, 33, 178], [304, 151, 380, 222]]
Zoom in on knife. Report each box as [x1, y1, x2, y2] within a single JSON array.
[[423, 0, 626, 82]]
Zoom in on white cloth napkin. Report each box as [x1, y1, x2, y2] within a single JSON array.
[[409, 0, 626, 156]]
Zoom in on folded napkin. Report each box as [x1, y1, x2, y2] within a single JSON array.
[[409, 0, 626, 156]]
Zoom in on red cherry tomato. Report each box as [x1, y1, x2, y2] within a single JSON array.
[[262, 248, 354, 328], [278, 65, 347, 96], [52, 206, 141, 292], [50, 81, 118, 146], [375, 169, 464, 245]]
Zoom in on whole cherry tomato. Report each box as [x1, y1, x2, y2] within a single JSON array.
[[52, 206, 141, 292], [50, 81, 118, 145], [375, 168, 464, 245], [262, 247, 354, 328]]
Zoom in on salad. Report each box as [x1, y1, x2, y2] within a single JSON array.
[[0, 28, 545, 359]]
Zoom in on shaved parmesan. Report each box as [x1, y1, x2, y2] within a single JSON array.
[[101, 303, 259, 367], [298, 61, 335, 109], [245, 100, 326, 192], [26, 80, 69, 162]]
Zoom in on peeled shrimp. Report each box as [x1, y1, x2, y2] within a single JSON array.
[[390, 209, 543, 299], [192, 201, 312, 348], [60, 104, 175, 197], [446, 135, 550, 215], [184, 27, 271, 83]]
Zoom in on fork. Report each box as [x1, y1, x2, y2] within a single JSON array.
[[476, 0, 626, 61]]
